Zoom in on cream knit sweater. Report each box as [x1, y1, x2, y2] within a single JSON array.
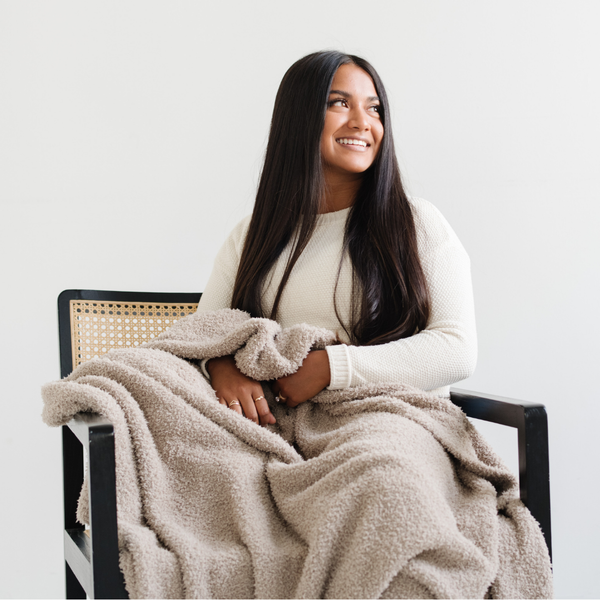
[[198, 197, 477, 397]]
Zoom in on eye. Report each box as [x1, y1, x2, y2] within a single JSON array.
[[369, 104, 381, 114], [328, 98, 348, 108]]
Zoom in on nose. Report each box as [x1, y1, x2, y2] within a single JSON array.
[[348, 107, 370, 131]]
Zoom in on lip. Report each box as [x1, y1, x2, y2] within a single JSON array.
[[335, 137, 371, 151]]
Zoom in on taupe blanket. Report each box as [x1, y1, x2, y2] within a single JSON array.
[[42, 309, 552, 599]]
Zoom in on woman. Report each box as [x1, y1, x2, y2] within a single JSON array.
[[42, 51, 551, 599], [198, 50, 477, 425]]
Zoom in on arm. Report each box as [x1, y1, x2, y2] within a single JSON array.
[[326, 199, 477, 394], [198, 217, 277, 426], [271, 349, 331, 407], [197, 215, 252, 314]]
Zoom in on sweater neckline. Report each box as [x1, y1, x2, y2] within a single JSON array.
[[316, 206, 351, 225]]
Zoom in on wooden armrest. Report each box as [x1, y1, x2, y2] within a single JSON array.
[[450, 388, 552, 560], [64, 414, 127, 598], [68, 412, 116, 445]]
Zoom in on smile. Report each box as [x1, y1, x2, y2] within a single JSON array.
[[336, 138, 369, 148]]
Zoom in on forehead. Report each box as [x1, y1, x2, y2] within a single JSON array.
[[329, 64, 377, 97]]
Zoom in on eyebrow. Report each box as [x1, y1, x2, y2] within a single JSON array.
[[329, 89, 380, 103]]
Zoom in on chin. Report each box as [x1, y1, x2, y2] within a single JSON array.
[[343, 162, 373, 174], [335, 157, 372, 170]]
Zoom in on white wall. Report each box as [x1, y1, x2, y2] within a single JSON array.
[[1, 1, 598, 597]]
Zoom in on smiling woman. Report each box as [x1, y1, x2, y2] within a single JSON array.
[[199, 50, 452, 420], [320, 64, 384, 202]]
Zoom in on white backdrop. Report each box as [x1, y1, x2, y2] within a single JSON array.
[[1, 1, 598, 597]]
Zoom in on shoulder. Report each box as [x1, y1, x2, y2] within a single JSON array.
[[407, 196, 465, 255], [220, 214, 252, 257], [228, 213, 253, 241]]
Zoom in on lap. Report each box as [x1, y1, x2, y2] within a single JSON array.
[[266, 403, 494, 599]]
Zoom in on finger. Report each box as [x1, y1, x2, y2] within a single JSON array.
[[253, 394, 276, 426], [272, 385, 288, 405], [239, 395, 260, 425], [280, 389, 306, 408], [224, 397, 243, 415]]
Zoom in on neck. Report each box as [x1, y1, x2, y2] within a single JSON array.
[[320, 169, 363, 214]]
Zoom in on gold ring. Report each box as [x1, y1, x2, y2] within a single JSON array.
[[228, 400, 241, 408], [254, 395, 265, 403], [277, 393, 287, 402]]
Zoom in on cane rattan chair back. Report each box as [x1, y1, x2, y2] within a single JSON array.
[[66, 297, 198, 372], [60, 291, 200, 378]]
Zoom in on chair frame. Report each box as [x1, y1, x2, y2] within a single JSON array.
[[57, 289, 552, 599]]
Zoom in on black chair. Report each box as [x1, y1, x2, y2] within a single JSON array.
[[57, 289, 552, 599]]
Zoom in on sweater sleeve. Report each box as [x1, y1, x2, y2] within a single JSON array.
[[197, 215, 252, 314], [325, 199, 477, 394]]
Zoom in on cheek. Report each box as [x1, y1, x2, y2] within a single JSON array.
[[321, 125, 339, 157], [320, 123, 332, 149], [320, 133, 332, 157], [322, 112, 343, 141]]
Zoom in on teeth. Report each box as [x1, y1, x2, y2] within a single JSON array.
[[337, 138, 367, 147]]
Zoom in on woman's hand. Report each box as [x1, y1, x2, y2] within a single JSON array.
[[207, 355, 276, 426], [272, 350, 331, 408]]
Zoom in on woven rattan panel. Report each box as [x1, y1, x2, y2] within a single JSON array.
[[69, 299, 198, 371]]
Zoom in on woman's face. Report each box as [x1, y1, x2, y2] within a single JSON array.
[[320, 64, 384, 180]]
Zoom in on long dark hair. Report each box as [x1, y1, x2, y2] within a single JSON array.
[[231, 51, 430, 345]]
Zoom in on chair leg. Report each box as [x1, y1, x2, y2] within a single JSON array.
[[66, 562, 85, 599]]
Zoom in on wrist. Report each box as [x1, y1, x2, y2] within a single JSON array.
[[312, 350, 331, 388], [206, 355, 235, 377]]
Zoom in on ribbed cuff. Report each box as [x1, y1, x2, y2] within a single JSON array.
[[199, 358, 211, 380], [325, 344, 352, 390]]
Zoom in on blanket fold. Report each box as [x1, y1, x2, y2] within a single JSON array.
[[42, 308, 552, 599]]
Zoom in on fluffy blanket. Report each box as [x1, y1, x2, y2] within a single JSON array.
[[42, 309, 552, 599]]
